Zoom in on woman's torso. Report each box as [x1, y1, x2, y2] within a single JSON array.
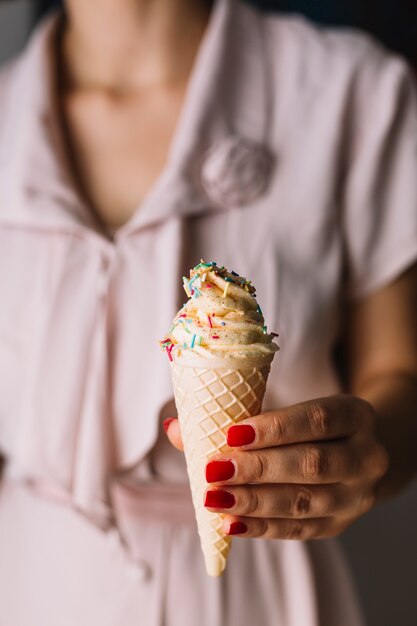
[[3, 0, 417, 623]]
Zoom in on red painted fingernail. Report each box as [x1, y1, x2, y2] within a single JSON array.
[[163, 417, 176, 433], [204, 490, 236, 509], [228, 522, 248, 536], [206, 460, 235, 483], [227, 424, 256, 447]]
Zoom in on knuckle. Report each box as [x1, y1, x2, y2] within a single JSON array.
[[256, 519, 269, 538], [285, 521, 305, 540], [292, 488, 312, 517], [245, 488, 260, 516], [303, 447, 328, 481], [253, 452, 269, 482], [308, 402, 332, 437], [270, 413, 284, 443]]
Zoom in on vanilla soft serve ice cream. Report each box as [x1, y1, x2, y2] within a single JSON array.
[[161, 261, 278, 362]]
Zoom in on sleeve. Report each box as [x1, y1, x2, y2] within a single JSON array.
[[342, 50, 417, 300]]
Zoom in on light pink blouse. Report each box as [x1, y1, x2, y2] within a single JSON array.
[[1, 0, 417, 624]]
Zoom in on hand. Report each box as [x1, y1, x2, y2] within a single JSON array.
[[164, 394, 389, 540]]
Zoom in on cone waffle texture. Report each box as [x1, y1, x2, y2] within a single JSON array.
[[170, 354, 273, 577]]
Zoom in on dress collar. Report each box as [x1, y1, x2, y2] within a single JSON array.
[[0, 0, 274, 241]]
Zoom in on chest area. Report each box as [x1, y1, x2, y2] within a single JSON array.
[[60, 84, 186, 233]]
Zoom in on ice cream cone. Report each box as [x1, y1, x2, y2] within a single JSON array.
[[170, 353, 274, 577]]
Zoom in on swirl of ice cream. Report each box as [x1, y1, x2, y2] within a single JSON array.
[[161, 261, 279, 361]]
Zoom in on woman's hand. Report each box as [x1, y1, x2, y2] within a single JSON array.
[[164, 394, 389, 539]]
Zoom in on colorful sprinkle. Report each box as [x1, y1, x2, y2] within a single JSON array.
[[207, 315, 213, 328], [212, 335, 220, 339], [223, 283, 229, 298], [191, 334, 196, 348]]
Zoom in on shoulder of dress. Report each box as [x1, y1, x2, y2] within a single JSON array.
[[255, 7, 412, 87]]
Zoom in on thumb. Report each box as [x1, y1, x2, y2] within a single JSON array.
[[163, 417, 184, 451]]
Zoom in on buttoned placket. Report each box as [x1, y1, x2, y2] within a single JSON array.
[[94, 236, 156, 584]]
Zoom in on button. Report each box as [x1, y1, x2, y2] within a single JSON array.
[[128, 560, 152, 583]]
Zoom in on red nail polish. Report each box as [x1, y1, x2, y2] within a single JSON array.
[[228, 521, 248, 536], [206, 460, 235, 483], [163, 417, 176, 433], [204, 490, 235, 509], [227, 424, 256, 447]]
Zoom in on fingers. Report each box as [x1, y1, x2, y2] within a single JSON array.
[[222, 515, 338, 540], [207, 439, 386, 486], [204, 483, 350, 519], [163, 418, 184, 451], [226, 395, 371, 450], [206, 440, 362, 485]]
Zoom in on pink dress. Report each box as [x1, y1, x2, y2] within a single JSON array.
[[1, 1, 417, 624]]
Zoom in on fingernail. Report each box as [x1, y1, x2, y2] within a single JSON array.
[[227, 521, 248, 536], [206, 460, 235, 483], [163, 417, 176, 433], [227, 424, 256, 447], [204, 490, 235, 509]]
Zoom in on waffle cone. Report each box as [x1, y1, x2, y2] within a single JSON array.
[[170, 353, 274, 577]]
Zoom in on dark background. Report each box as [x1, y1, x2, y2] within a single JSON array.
[[0, 1, 417, 625], [35, 0, 417, 66]]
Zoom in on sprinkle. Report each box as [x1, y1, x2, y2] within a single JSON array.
[[231, 270, 239, 276], [191, 289, 195, 296], [198, 336, 203, 345], [180, 314, 187, 318], [262, 325, 267, 334], [221, 322, 226, 326], [191, 334, 196, 349], [224, 276, 233, 283], [205, 283, 214, 289], [271, 332, 279, 338], [223, 283, 229, 298], [257, 305, 263, 315], [207, 315, 213, 328], [212, 335, 220, 339]]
